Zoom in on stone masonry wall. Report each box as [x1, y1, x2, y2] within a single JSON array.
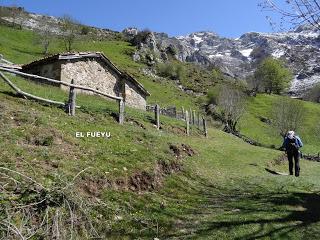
[[125, 80, 147, 110], [60, 58, 121, 98], [60, 58, 147, 110], [25, 62, 61, 86]]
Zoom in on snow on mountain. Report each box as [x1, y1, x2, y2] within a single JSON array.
[[239, 49, 253, 57], [157, 26, 320, 95], [1, 6, 319, 95]]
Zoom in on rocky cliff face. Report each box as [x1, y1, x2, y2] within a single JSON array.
[[128, 26, 320, 95], [0, 6, 117, 38], [159, 26, 320, 95], [1, 6, 319, 95]]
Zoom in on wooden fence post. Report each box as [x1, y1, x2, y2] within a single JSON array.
[[155, 104, 160, 129], [118, 99, 125, 124], [185, 110, 190, 136], [67, 79, 76, 116], [192, 110, 196, 125], [202, 116, 208, 137]]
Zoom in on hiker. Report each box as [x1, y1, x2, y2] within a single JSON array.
[[282, 131, 303, 177]]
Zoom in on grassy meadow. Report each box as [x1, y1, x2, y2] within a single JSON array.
[[0, 23, 320, 239]]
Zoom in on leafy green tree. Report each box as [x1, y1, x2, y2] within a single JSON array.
[[254, 57, 292, 94]]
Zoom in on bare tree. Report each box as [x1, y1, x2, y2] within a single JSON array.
[[34, 23, 53, 55], [272, 97, 305, 137], [217, 84, 246, 133], [60, 15, 79, 52], [316, 121, 320, 140], [260, 0, 320, 30], [246, 74, 263, 93], [303, 83, 320, 102], [9, 6, 25, 29]]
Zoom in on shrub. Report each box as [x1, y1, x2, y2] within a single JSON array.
[[156, 62, 186, 80], [80, 25, 90, 35]]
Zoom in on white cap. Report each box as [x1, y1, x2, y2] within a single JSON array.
[[287, 131, 295, 139]]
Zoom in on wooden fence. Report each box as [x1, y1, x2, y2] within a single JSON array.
[[0, 66, 125, 124], [0, 62, 207, 134], [147, 104, 208, 137], [303, 153, 320, 162]]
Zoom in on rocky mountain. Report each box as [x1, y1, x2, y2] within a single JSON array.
[[0, 6, 118, 39], [182, 27, 320, 94], [126, 25, 320, 95], [1, 5, 320, 95]]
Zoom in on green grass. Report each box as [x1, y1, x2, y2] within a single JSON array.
[[0, 24, 198, 109], [2, 23, 320, 239], [2, 76, 320, 239], [240, 94, 320, 154]]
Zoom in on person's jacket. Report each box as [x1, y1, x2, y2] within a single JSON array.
[[282, 136, 303, 151]]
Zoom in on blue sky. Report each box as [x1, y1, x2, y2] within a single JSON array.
[[1, 0, 284, 38]]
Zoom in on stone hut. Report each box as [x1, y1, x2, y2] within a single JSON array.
[[22, 52, 150, 110]]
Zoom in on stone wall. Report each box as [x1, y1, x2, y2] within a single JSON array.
[[125, 80, 147, 110], [61, 58, 147, 110], [60, 58, 121, 98], [25, 57, 148, 110], [25, 62, 61, 86]]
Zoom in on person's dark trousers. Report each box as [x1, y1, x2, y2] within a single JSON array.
[[287, 152, 300, 176]]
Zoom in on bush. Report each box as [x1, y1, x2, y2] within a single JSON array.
[[26, 132, 54, 146], [166, 45, 178, 57], [207, 85, 220, 105], [80, 25, 90, 35], [156, 62, 186, 80]]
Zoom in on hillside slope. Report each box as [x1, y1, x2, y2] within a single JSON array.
[[0, 25, 199, 109], [240, 94, 320, 153], [1, 74, 320, 239], [2, 5, 320, 95], [1, 22, 320, 239]]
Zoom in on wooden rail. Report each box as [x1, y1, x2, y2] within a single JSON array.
[[0, 71, 65, 106], [0, 67, 125, 124], [0, 67, 123, 101]]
